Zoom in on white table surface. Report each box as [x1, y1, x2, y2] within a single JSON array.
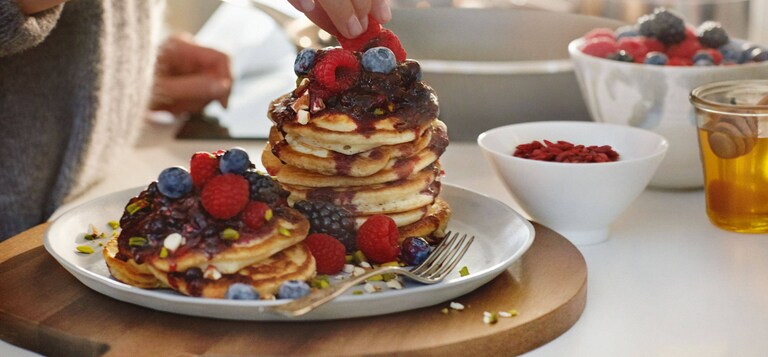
[[3, 120, 768, 357]]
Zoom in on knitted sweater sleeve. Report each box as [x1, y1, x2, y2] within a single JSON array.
[[0, 0, 63, 57]]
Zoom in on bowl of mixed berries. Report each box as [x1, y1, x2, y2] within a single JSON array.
[[568, 7, 768, 189]]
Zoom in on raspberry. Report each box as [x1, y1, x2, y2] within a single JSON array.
[[190, 152, 219, 188], [356, 214, 400, 263], [242, 201, 271, 230], [305, 233, 346, 274], [640, 38, 665, 53], [667, 57, 693, 66], [584, 28, 615, 42], [617, 37, 649, 63], [364, 29, 406, 62], [667, 37, 702, 60], [581, 38, 619, 58], [312, 48, 360, 93], [200, 174, 249, 219], [337, 15, 382, 52]]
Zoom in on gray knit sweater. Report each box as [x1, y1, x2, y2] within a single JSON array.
[[0, 0, 164, 240]]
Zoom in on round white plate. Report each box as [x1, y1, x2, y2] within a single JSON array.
[[44, 184, 535, 321]]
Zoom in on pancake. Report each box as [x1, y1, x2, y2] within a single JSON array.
[[283, 166, 441, 215], [265, 121, 448, 187], [104, 236, 166, 289], [146, 207, 310, 275], [148, 243, 316, 299], [267, 121, 439, 178], [397, 198, 451, 244], [269, 94, 435, 155]]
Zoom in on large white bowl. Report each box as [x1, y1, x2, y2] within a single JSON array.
[[568, 37, 768, 189], [478, 121, 668, 245]]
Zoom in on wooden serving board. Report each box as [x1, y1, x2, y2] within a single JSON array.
[[0, 222, 587, 356]]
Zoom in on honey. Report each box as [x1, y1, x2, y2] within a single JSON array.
[[697, 128, 768, 232]]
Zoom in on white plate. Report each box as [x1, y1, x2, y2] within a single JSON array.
[[44, 184, 535, 321]]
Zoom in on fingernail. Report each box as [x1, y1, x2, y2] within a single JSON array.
[[346, 15, 364, 38], [298, 0, 314, 12], [359, 16, 368, 32], [210, 79, 230, 97], [377, 1, 392, 22]]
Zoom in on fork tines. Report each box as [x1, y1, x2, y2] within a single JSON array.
[[412, 231, 474, 280]]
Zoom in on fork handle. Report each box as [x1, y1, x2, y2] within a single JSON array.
[[272, 266, 402, 317]]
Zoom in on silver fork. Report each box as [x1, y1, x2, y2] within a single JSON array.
[[269, 231, 474, 317]]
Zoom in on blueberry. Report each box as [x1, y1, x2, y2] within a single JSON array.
[[225, 283, 259, 300], [741, 44, 762, 63], [752, 48, 768, 62], [692, 50, 714, 63], [694, 58, 715, 66], [157, 167, 192, 199], [719, 42, 743, 64], [362, 47, 397, 74], [294, 48, 317, 76], [219, 148, 250, 174], [644, 51, 668, 65], [277, 280, 311, 299], [400, 236, 431, 266], [614, 25, 639, 40]]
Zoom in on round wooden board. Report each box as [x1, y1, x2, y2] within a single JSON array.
[[0, 222, 587, 356]]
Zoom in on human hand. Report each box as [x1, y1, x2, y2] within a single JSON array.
[[287, 0, 392, 39], [150, 33, 232, 115]]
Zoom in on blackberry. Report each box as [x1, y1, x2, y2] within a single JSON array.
[[608, 50, 634, 63], [638, 8, 686, 45], [697, 21, 729, 49], [244, 171, 288, 205], [293, 200, 356, 252]]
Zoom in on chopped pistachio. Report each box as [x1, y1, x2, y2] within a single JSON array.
[[353, 250, 367, 264], [128, 237, 147, 247], [108, 220, 120, 230], [265, 209, 273, 221], [125, 200, 148, 215], [366, 274, 384, 282], [507, 309, 519, 317], [345, 255, 354, 263], [352, 290, 364, 295], [159, 247, 169, 258], [278, 227, 291, 237], [373, 108, 385, 116], [483, 311, 498, 325], [220, 228, 240, 240], [380, 261, 399, 267], [387, 103, 394, 112], [76, 245, 94, 254], [441, 308, 449, 315], [459, 266, 470, 277], [311, 277, 330, 289]]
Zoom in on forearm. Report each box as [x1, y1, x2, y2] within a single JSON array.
[[0, 0, 63, 57], [16, 0, 67, 14]]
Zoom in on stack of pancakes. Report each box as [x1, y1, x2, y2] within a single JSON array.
[[104, 180, 315, 299], [263, 59, 451, 244]]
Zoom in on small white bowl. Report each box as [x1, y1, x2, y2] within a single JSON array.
[[478, 121, 668, 245], [568, 37, 768, 189]]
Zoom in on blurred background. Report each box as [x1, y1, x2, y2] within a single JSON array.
[[166, 0, 766, 42], [163, 0, 768, 141]]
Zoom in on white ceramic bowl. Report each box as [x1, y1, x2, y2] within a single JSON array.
[[568, 37, 768, 189], [478, 121, 668, 245]]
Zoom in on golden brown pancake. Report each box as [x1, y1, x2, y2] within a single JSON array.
[[104, 236, 166, 289], [146, 208, 310, 275], [148, 243, 316, 299], [266, 121, 441, 178], [264, 122, 448, 187], [283, 166, 441, 215], [397, 198, 451, 244]]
